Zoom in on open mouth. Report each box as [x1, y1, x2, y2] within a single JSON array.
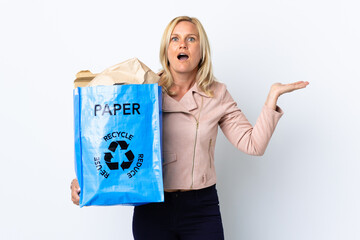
[[177, 53, 189, 61]]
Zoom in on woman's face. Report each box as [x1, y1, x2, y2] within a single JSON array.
[[167, 21, 201, 77]]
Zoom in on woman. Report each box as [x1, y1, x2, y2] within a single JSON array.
[[71, 16, 309, 239]]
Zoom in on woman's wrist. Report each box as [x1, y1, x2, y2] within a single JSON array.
[[265, 91, 279, 111]]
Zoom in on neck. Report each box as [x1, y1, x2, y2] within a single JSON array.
[[170, 69, 198, 91]]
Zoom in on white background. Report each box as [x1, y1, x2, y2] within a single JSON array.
[[0, 0, 359, 239]]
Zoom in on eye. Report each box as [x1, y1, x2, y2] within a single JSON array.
[[187, 37, 196, 42], [171, 36, 179, 42]]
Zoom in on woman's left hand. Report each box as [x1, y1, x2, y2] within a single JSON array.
[[270, 81, 309, 98], [265, 81, 309, 110]]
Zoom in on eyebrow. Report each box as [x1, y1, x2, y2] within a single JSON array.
[[171, 33, 199, 37]]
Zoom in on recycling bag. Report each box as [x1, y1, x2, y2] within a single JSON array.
[[73, 83, 163, 207]]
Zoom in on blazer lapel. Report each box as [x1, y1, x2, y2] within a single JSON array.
[[163, 94, 187, 113], [162, 84, 210, 113]]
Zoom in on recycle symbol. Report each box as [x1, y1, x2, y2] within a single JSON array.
[[104, 141, 134, 170]]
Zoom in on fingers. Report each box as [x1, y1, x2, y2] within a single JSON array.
[[71, 187, 80, 205], [291, 81, 309, 89], [270, 81, 309, 97], [282, 81, 309, 94], [70, 179, 80, 206]]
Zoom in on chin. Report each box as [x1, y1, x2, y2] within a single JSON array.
[[171, 65, 198, 74]]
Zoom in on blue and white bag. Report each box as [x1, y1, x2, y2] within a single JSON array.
[[74, 83, 163, 207]]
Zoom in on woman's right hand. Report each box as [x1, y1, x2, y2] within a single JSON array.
[[70, 178, 80, 205]]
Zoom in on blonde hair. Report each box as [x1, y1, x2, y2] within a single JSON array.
[[159, 16, 215, 97]]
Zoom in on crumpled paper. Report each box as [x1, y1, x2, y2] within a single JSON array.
[[87, 58, 159, 86], [74, 58, 159, 88]]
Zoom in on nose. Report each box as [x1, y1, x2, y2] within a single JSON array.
[[179, 39, 187, 49]]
